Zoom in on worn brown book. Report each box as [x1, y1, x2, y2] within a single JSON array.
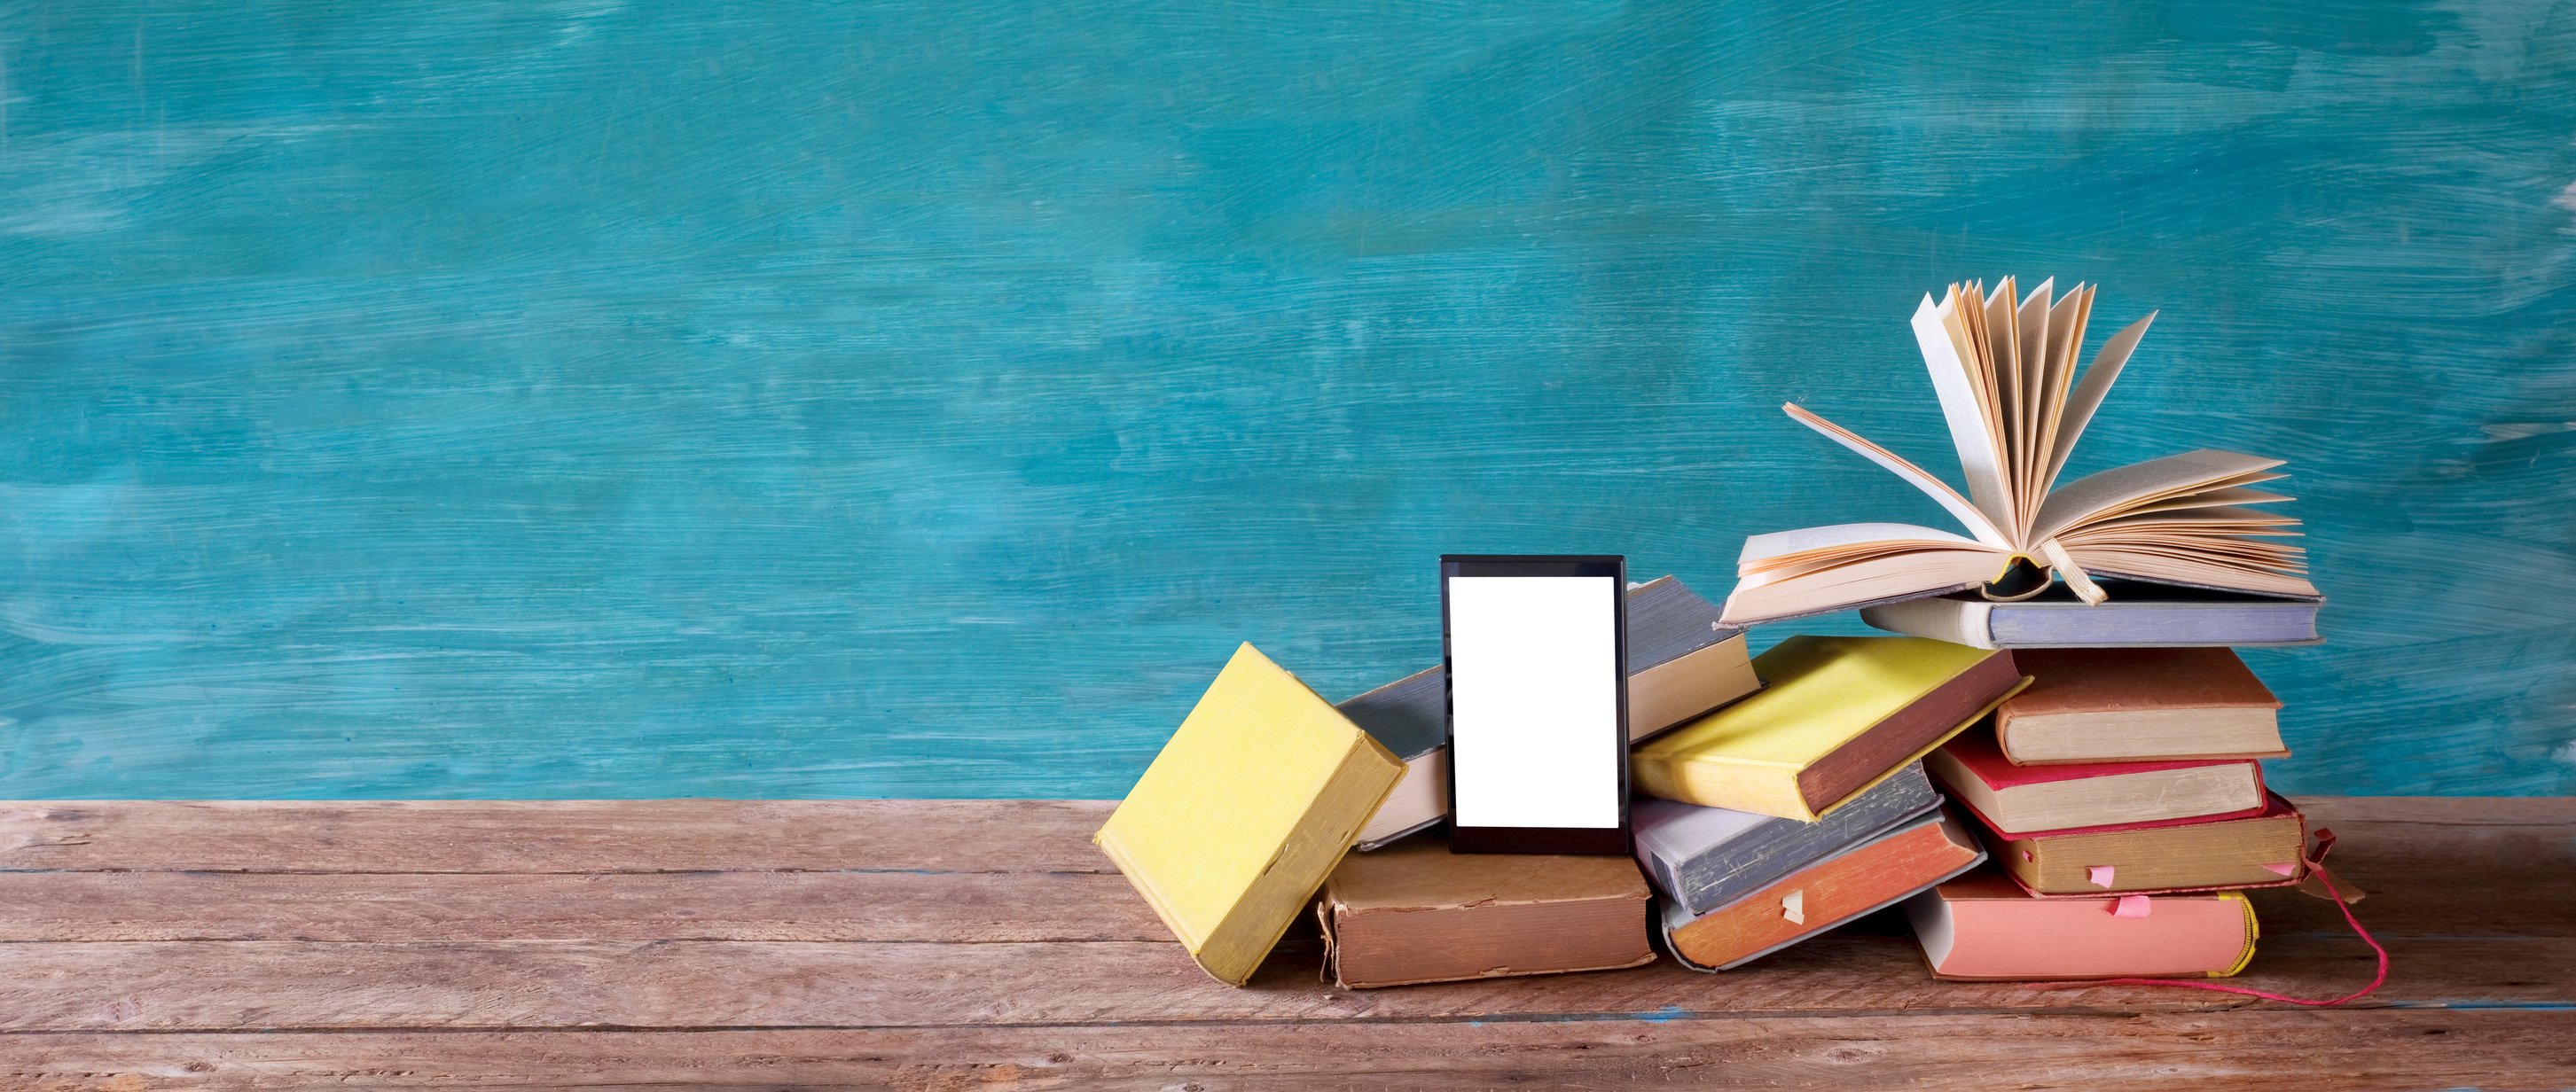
[[1985, 792, 2307, 895], [1317, 841, 1655, 989], [1996, 647, 2286, 764]]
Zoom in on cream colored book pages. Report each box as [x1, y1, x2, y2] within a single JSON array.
[[1780, 404, 2012, 550], [1985, 278, 2026, 532], [2064, 549, 2320, 598], [2030, 283, 2088, 529], [1908, 290, 2017, 533], [2121, 486, 2292, 516], [1735, 522, 1986, 573], [2031, 449, 2285, 544], [2008, 278, 2054, 534], [1724, 550, 2000, 621], [2042, 308, 2155, 489]]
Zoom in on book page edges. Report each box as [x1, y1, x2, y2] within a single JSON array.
[[1908, 292, 2018, 534], [1781, 402, 2011, 549], [1860, 596, 1998, 647]]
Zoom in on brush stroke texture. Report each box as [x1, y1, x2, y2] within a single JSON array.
[[0, 0, 2570, 798]]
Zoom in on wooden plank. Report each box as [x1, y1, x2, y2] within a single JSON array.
[[2294, 797, 2576, 827], [0, 932, 2560, 1034], [0, 871, 1164, 943], [5, 1010, 2572, 1090], [4, 801, 2553, 943], [0, 800, 1117, 875], [3, 798, 2560, 942], [5, 797, 2556, 875]]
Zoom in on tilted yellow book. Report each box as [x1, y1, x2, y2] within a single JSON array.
[[1631, 636, 2029, 821], [1095, 643, 1405, 985]]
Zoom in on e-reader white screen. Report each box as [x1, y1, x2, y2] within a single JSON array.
[[1446, 574, 1621, 830]]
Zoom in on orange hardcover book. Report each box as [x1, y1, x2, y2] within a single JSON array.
[[1906, 869, 2259, 980], [1662, 809, 1985, 971], [1996, 647, 2286, 764]]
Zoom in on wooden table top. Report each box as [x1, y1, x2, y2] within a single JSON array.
[[1, 797, 2567, 1089]]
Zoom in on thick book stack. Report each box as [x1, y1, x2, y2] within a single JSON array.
[[1708, 276, 2333, 983], [1885, 639, 2316, 981]]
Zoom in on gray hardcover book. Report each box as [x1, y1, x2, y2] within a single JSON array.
[[1624, 574, 1739, 675], [1336, 666, 1445, 768], [1339, 575, 1758, 851], [1633, 763, 1940, 916], [1861, 581, 2324, 649]]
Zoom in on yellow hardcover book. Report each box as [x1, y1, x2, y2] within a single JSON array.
[[1095, 643, 1405, 986], [1632, 636, 2026, 821]]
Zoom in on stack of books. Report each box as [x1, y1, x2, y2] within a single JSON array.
[[1625, 635, 2023, 971], [1883, 636, 2320, 981], [1089, 278, 2338, 992], [1723, 277, 2329, 984]]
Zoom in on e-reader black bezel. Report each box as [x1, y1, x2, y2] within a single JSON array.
[[1440, 554, 1632, 855]]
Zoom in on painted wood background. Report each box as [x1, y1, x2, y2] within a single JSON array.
[[1, 1, 2570, 800]]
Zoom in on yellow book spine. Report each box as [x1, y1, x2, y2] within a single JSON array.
[[1633, 752, 1813, 821]]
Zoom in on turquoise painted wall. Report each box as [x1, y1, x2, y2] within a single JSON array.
[[2, 1, 2570, 800]]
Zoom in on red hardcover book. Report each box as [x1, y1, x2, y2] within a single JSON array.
[[1925, 728, 2266, 838]]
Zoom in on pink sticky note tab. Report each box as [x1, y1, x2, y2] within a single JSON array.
[[2020, 850, 2034, 862], [2087, 865, 2116, 888], [2261, 862, 2298, 877], [2112, 895, 2152, 918]]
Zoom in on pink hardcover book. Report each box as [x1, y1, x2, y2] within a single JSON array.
[[1906, 869, 2260, 981]]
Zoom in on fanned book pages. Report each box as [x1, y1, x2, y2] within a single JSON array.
[[1720, 278, 2319, 626]]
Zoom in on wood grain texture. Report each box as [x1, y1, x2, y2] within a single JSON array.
[[0, 3, 2569, 799], [0, 800, 1119, 873], [0, 798, 2564, 1088], [4, 933, 2565, 1034], [7, 1012, 2573, 1091]]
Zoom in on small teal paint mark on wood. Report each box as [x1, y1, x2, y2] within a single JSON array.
[[0, 2, 2572, 799]]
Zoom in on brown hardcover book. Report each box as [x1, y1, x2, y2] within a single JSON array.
[[1663, 810, 1985, 971], [1986, 792, 2307, 895], [1317, 841, 1655, 989], [1996, 647, 2286, 764]]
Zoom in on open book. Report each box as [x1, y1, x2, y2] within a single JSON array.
[[1720, 278, 2317, 626]]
